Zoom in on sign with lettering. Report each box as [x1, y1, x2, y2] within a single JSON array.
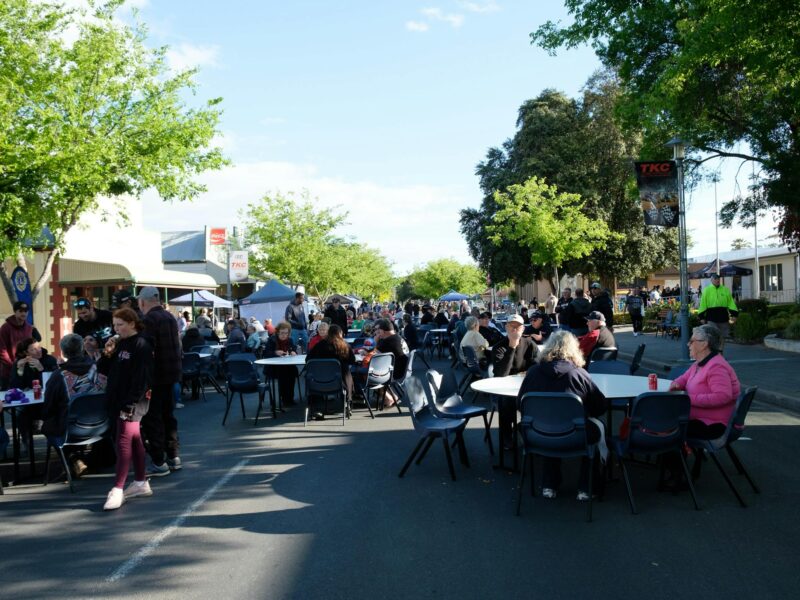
[[634, 161, 679, 227], [209, 228, 227, 245], [229, 251, 249, 282]]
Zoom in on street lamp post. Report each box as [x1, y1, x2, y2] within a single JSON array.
[[666, 137, 691, 361]]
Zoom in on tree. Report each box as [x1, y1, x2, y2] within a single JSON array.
[[532, 0, 800, 250], [486, 177, 613, 290], [240, 191, 394, 303], [0, 0, 227, 303], [730, 238, 752, 251], [406, 259, 486, 301]]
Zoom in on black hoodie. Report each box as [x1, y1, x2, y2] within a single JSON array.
[[516, 359, 607, 418], [41, 355, 105, 437]]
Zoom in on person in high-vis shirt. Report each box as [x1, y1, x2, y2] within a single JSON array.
[[697, 273, 738, 351]]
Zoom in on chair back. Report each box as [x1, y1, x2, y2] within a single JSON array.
[[406, 376, 437, 434], [630, 343, 646, 375], [518, 392, 588, 456], [65, 392, 110, 444], [461, 345, 483, 375], [305, 359, 343, 395], [589, 346, 618, 362], [587, 360, 630, 375], [394, 349, 416, 386], [728, 386, 757, 443], [182, 352, 202, 376], [190, 345, 213, 354], [226, 352, 256, 363], [226, 342, 243, 355], [425, 369, 464, 410], [367, 352, 394, 385], [226, 359, 261, 392], [627, 392, 690, 452]]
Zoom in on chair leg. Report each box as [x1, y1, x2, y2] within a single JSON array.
[[254, 391, 264, 426], [56, 447, 74, 493], [618, 456, 637, 514], [43, 443, 52, 486], [708, 451, 746, 507], [586, 453, 595, 523], [222, 390, 233, 425], [416, 436, 435, 465], [679, 451, 702, 510], [456, 431, 470, 468], [516, 453, 528, 516], [726, 445, 760, 493], [482, 413, 494, 456], [442, 435, 457, 481], [399, 436, 427, 478]]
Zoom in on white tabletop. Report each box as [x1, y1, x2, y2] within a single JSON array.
[[430, 328, 449, 334], [470, 372, 672, 399], [199, 353, 212, 359], [1, 389, 44, 407], [255, 355, 307, 367], [344, 337, 358, 344], [207, 344, 225, 349]]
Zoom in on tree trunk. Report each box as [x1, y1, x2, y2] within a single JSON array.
[[31, 249, 59, 302], [552, 265, 560, 296]]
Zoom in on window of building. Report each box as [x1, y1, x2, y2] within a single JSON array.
[[759, 263, 783, 291]]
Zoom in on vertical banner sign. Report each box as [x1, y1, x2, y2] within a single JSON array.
[[11, 266, 34, 324], [634, 161, 680, 227], [209, 227, 227, 245], [229, 251, 249, 282]]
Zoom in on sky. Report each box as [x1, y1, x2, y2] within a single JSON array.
[[95, 0, 779, 275]]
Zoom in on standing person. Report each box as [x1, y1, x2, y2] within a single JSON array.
[[626, 286, 647, 336], [97, 308, 154, 511], [72, 297, 114, 341], [285, 292, 309, 349], [589, 283, 615, 331], [697, 273, 738, 351], [554, 288, 573, 327], [324, 298, 348, 331], [137, 287, 182, 476], [195, 308, 212, 330], [111, 289, 143, 318], [562, 289, 591, 335], [0, 301, 38, 389], [544, 292, 558, 323]]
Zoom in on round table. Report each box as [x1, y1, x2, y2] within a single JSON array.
[[255, 355, 307, 367], [1, 389, 44, 483]]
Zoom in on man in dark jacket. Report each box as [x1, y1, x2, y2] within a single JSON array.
[[561, 289, 592, 335], [478, 312, 504, 347], [138, 286, 182, 476], [524, 311, 553, 344], [0, 300, 39, 389], [324, 298, 348, 331], [589, 282, 615, 330], [72, 297, 114, 342], [578, 311, 617, 360]]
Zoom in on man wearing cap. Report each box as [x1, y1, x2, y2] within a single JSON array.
[[589, 282, 615, 331], [578, 311, 616, 360], [698, 273, 738, 351], [112, 289, 143, 318], [137, 286, 183, 476], [72, 297, 114, 342], [492, 315, 538, 377], [478, 312, 504, 347], [554, 287, 572, 325], [525, 311, 553, 344], [1, 301, 40, 389]]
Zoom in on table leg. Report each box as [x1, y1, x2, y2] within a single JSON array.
[[492, 394, 519, 473], [11, 408, 20, 484]]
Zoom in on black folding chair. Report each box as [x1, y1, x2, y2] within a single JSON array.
[[304, 359, 347, 426]]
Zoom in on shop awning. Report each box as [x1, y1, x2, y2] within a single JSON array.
[[58, 258, 217, 289]]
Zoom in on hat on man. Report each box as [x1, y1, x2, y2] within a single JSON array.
[[586, 310, 606, 323], [590, 282, 602, 289], [137, 286, 160, 302], [73, 297, 91, 309], [111, 289, 134, 308], [13, 300, 30, 312], [710, 272, 720, 279], [529, 310, 545, 320], [507, 314, 525, 325]]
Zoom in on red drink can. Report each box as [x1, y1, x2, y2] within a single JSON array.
[[648, 373, 658, 391], [33, 380, 42, 399]]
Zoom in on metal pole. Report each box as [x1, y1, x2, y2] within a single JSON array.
[[714, 178, 720, 274], [226, 241, 232, 301], [752, 163, 760, 299], [675, 148, 690, 361]]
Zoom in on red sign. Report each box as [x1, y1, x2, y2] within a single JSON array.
[[209, 228, 226, 245]]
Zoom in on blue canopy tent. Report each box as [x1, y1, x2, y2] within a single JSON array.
[[438, 290, 470, 302], [238, 279, 297, 325]]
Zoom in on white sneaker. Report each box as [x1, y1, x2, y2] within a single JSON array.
[[103, 487, 125, 510], [541, 488, 557, 499], [124, 480, 153, 499], [576, 491, 594, 501]]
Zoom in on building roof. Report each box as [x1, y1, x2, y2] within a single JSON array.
[[691, 246, 795, 263], [58, 258, 217, 289]]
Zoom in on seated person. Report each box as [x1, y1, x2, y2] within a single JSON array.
[[307, 324, 355, 411], [402, 313, 419, 351], [459, 316, 489, 367], [264, 318, 276, 335], [245, 324, 261, 352], [308, 312, 323, 337], [83, 335, 103, 362], [420, 306, 435, 325], [181, 325, 206, 353], [434, 308, 449, 327], [525, 311, 553, 344], [492, 315, 538, 377], [351, 314, 365, 331], [10, 337, 58, 389], [0, 400, 8, 457], [478, 312, 504, 347], [370, 319, 409, 408], [577, 311, 616, 360], [307, 321, 330, 352], [263, 322, 298, 407], [224, 319, 247, 351], [198, 324, 220, 343], [517, 330, 608, 500]]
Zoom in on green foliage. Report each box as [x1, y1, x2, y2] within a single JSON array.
[[405, 259, 485, 301], [737, 297, 770, 320], [0, 0, 227, 301], [732, 312, 767, 343], [784, 318, 800, 340], [240, 191, 394, 303], [531, 0, 800, 250], [768, 316, 792, 333]]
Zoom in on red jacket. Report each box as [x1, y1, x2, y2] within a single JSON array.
[[0, 316, 34, 380]]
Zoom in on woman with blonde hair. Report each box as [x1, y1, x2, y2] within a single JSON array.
[[516, 329, 607, 501]]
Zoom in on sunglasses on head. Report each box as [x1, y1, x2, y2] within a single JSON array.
[[73, 300, 90, 308]]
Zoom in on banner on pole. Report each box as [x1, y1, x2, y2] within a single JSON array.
[[11, 266, 33, 324], [634, 161, 680, 227], [229, 251, 249, 282]]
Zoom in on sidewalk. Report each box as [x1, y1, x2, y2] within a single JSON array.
[[613, 325, 800, 412]]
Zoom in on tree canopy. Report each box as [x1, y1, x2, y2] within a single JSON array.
[[532, 0, 800, 250], [0, 0, 227, 302], [240, 191, 394, 303], [404, 259, 486, 301]]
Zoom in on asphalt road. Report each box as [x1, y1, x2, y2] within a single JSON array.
[[2, 354, 800, 599]]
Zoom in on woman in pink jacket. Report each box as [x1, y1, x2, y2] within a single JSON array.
[[670, 324, 741, 440]]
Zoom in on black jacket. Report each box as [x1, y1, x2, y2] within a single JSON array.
[[41, 356, 105, 437], [97, 334, 154, 421], [142, 305, 182, 385], [73, 309, 114, 341], [376, 333, 408, 379], [516, 359, 607, 418], [563, 297, 592, 329], [479, 325, 504, 348], [324, 305, 348, 331], [591, 292, 615, 329], [492, 337, 538, 377], [9, 349, 58, 390]]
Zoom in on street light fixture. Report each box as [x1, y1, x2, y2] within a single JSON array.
[[666, 137, 691, 361]]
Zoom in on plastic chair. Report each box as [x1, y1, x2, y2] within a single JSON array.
[[587, 360, 631, 375], [425, 369, 493, 455], [630, 343, 646, 375], [515, 392, 599, 522], [611, 391, 700, 514], [43, 392, 110, 493], [398, 377, 468, 481], [589, 346, 618, 363], [181, 353, 206, 402], [304, 359, 347, 426], [356, 352, 394, 418], [225, 342, 243, 356], [458, 345, 487, 400], [687, 386, 760, 506], [223, 358, 270, 426], [389, 349, 416, 407], [191, 344, 224, 391]]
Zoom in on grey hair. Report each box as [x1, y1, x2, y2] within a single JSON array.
[[465, 316, 479, 330], [317, 321, 330, 334], [693, 324, 722, 353], [60, 333, 84, 360], [536, 329, 585, 368]]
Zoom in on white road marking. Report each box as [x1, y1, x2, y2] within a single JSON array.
[[106, 458, 250, 583]]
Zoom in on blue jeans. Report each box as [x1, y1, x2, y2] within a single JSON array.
[[291, 328, 309, 349]]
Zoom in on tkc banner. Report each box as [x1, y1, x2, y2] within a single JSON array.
[[634, 161, 680, 227], [11, 266, 34, 324], [229, 251, 249, 282]]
